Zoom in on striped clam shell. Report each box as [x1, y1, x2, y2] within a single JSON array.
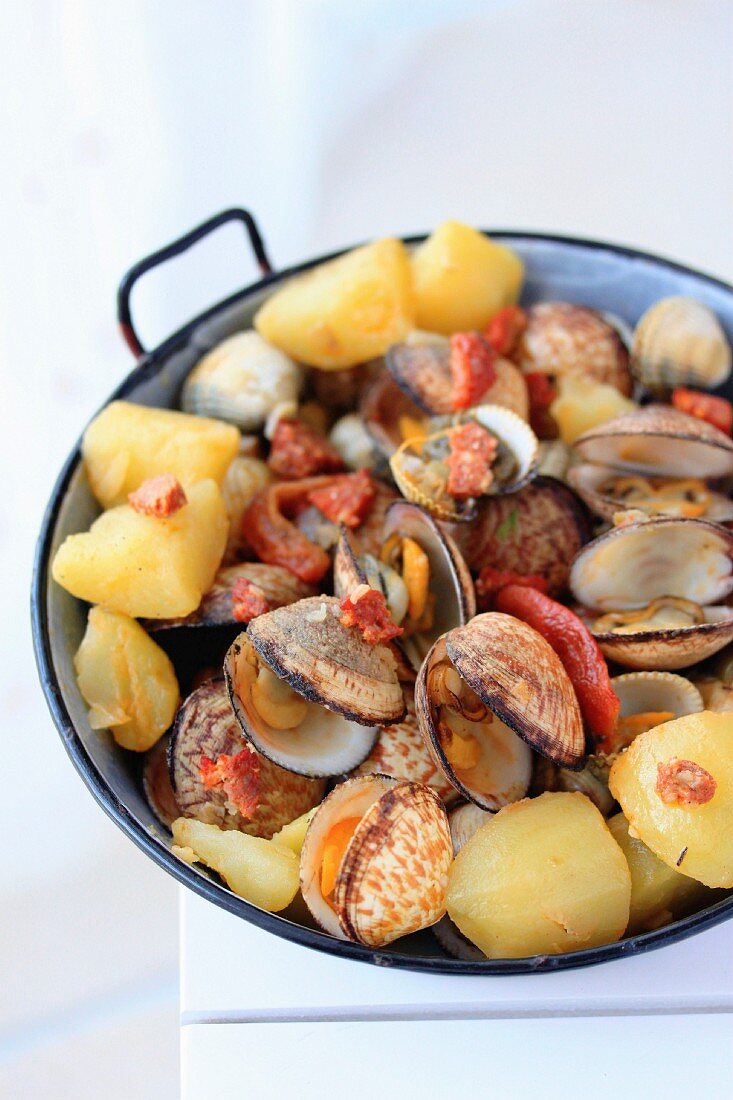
[[631, 296, 731, 391]]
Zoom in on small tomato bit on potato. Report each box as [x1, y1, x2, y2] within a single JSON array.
[[128, 473, 188, 517]]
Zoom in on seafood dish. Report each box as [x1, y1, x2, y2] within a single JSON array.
[[47, 220, 733, 961]]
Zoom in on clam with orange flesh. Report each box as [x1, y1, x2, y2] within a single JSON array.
[[416, 614, 585, 811], [224, 597, 405, 777], [569, 517, 733, 670], [169, 679, 326, 838], [299, 774, 452, 946]]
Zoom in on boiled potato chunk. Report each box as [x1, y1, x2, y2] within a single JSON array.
[[607, 813, 715, 934], [52, 480, 228, 618], [74, 607, 179, 751], [609, 711, 733, 888], [411, 221, 523, 335], [254, 238, 414, 369], [172, 818, 299, 911], [550, 375, 637, 445], [83, 400, 240, 508], [271, 808, 318, 856], [447, 792, 631, 958]]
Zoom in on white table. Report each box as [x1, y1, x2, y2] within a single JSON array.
[[180, 890, 733, 1098]]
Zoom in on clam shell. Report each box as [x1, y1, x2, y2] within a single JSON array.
[[169, 679, 325, 837], [632, 296, 732, 391], [142, 735, 180, 828], [536, 440, 573, 481], [451, 475, 591, 597], [593, 609, 733, 671], [445, 614, 586, 769], [147, 563, 316, 632], [432, 915, 486, 961], [300, 775, 453, 946], [517, 302, 632, 395], [415, 635, 534, 811], [448, 801, 493, 856], [182, 331, 302, 431], [360, 372, 427, 459], [611, 671, 704, 718], [568, 464, 733, 524], [573, 405, 733, 480], [531, 754, 615, 816], [350, 693, 457, 804]]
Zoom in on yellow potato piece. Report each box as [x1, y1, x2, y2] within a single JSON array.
[[254, 238, 414, 369], [447, 792, 631, 958], [52, 480, 228, 618], [411, 221, 523, 335], [550, 375, 637, 445], [607, 813, 716, 934], [172, 818, 299, 911], [83, 400, 240, 508], [609, 711, 733, 888], [74, 606, 179, 752], [271, 808, 318, 856]]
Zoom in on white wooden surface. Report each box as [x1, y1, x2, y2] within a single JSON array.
[[180, 891, 733, 1024], [181, 1015, 733, 1100]]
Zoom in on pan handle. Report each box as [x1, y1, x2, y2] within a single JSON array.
[[117, 207, 273, 358]]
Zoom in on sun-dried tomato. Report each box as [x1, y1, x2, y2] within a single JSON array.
[[483, 306, 527, 357], [445, 422, 498, 499], [231, 577, 270, 623], [495, 585, 619, 747], [128, 474, 187, 517], [475, 567, 548, 610], [449, 332, 497, 410], [307, 469, 376, 528], [244, 480, 332, 584], [199, 749, 260, 818], [672, 387, 733, 436], [656, 758, 717, 806], [268, 418, 345, 479], [339, 586, 403, 645], [524, 370, 558, 437]]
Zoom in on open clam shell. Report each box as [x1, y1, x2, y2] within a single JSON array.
[[148, 563, 317, 632], [169, 679, 326, 837], [568, 464, 733, 523], [612, 671, 703, 720], [224, 597, 405, 777], [631, 296, 732, 391], [300, 775, 452, 946], [415, 633, 533, 812], [573, 405, 733, 480], [360, 372, 429, 460], [389, 404, 539, 523], [570, 517, 733, 670], [448, 801, 493, 856], [142, 735, 180, 829], [517, 302, 632, 395], [451, 475, 591, 597], [444, 614, 585, 768]]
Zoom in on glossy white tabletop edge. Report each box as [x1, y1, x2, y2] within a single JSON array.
[[179, 890, 733, 1023]]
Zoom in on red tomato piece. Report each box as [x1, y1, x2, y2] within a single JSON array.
[[495, 585, 619, 748], [199, 749, 261, 818], [672, 387, 733, 436], [268, 419, 345, 479], [446, 422, 498, 499], [339, 587, 403, 645], [307, 469, 376, 528], [483, 305, 528, 357], [449, 332, 497, 410], [231, 577, 271, 623], [475, 566, 548, 610]]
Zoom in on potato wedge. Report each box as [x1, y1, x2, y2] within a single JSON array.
[[171, 818, 299, 911], [550, 375, 637, 445], [74, 607, 179, 752], [271, 808, 318, 856]]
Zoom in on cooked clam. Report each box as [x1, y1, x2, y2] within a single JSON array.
[[451, 475, 591, 597], [631, 296, 732, 391], [568, 465, 733, 523], [517, 302, 632, 394], [389, 405, 538, 523], [361, 372, 430, 459], [431, 801, 493, 961], [142, 734, 181, 828], [224, 597, 405, 777], [299, 775, 452, 946], [532, 753, 615, 816], [570, 517, 733, 669], [608, 671, 704, 752], [335, 500, 476, 670], [182, 331, 303, 431], [169, 679, 325, 837]]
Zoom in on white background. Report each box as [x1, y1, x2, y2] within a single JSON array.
[[2, 1, 732, 1097]]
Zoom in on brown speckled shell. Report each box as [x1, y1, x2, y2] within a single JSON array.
[[335, 781, 452, 947], [169, 679, 325, 837], [517, 302, 632, 394], [595, 618, 733, 671], [143, 735, 180, 828], [451, 475, 591, 596], [446, 613, 586, 768]]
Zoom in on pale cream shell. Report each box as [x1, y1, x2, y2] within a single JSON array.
[[632, 296, 732, 391]]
